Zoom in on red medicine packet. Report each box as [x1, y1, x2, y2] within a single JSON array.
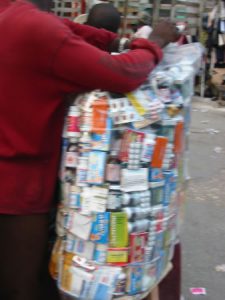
[[190, 288, 207, 295], [91, 97, 109, 134], [174, 121, 184, 154], [129, 232, 148, 263], [151, 136, 168, 168], [119, 129, 145, 162]]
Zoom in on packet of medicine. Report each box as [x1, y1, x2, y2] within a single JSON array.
[[119, 129, 144, 162], [110, 212, 128, 248], [90, 212, 110, 244], [91, 96, 109, 134], [91, 118, 113, 151], [87, 151, 107, 185]]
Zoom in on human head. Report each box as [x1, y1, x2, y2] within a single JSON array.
[[27, 0, 52, 11], [86, 3, 121, 33]]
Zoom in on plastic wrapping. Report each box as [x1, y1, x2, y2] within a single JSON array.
[[160, 43, 205, 72], [50, 44, 203, 299]]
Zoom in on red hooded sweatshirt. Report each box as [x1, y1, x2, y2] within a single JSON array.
[[0, 0, 162, 214]]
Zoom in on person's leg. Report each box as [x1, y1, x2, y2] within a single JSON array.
[[0, 214, 56, 300], [42, 206, 61, 300], [41, 264, 61, 300], [159, 243, 182, 300]]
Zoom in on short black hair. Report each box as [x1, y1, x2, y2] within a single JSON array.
[[28, 0, 51, 11], [86, 3, 121, 33]]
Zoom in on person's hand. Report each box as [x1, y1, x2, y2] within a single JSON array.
[[134, 26, 153, 39], [149, 20, 180, 48]]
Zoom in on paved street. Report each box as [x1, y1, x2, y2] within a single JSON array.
[[182, 98, 225, 300]]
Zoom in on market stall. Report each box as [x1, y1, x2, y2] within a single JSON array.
[[50, 41, 203, 300], [51, 0, 204, 36]]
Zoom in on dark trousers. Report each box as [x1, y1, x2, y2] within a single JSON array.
[[0, 214, 60, 300], [159, 243, 181, 300]]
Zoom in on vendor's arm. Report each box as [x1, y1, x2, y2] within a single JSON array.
[[52, 34, 163, 94], [52, 20, 179, 94], [62, 19, 117, 51]]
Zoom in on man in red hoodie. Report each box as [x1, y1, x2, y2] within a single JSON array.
[[0, 1, 178, 299]]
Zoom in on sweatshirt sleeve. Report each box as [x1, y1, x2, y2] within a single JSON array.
[[62, 19, 117, 51], [52, 33, 163, 94]]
